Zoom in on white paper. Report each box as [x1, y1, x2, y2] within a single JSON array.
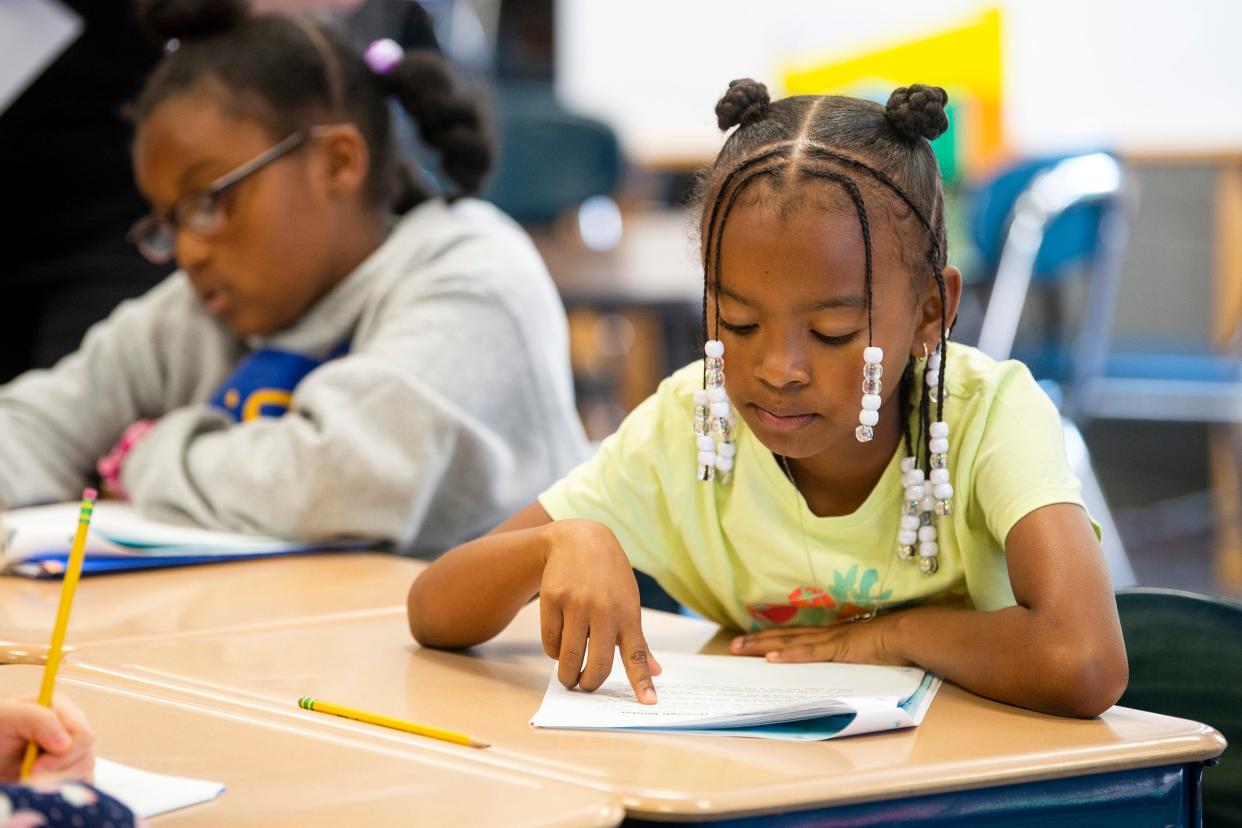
[[0, 0, 83, 113], [530, 652, 934, 735], [1, 502, 361, 561], [94, 757, 225, 818]]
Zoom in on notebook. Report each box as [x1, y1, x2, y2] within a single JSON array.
[[0, 501, 374, 578], [531, 651, 941, 741], [95, 758, 225, 818]]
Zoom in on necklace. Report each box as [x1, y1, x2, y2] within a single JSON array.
[[777, 454, 884, 622]]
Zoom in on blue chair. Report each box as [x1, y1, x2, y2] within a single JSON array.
[[971, 151, 1242, 423], [966, 152, 1137, 587], [483, 80, 623, 226]]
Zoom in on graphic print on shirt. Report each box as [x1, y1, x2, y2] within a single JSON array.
[[209, 343, 348, 422], [745, 564, 895, 629]]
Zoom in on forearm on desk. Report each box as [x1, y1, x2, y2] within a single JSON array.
[[408, 526, 549, 649], [892, 603, 1127, 718]]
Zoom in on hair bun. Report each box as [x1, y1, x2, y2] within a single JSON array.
[[715, 78, 770, 131], [885, 84, 949, 141], [135, 0, 247, 43]]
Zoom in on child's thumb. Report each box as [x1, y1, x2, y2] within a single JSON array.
[[12, 705, 73, 752]]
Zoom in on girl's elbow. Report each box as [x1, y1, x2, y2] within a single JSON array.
[[1049, 644, 1129, 718], [406, 578, 441, 647], [406, 576, 485, 650]]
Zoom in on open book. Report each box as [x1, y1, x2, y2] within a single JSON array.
[[0, 501, 373, 578], [531, 652, 940, 741]]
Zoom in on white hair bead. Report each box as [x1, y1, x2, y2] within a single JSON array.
[[693, 341, 735, 483], [859, 409, 879, 427], [863, 346, 884, 364], [898, 529, 918, 546], [934, 483, 954, 500], [901, 514, 920, 530], [929, 437, 949, 455], [918, 525, 938, 542], [901, 456, 916, 472], [904, 468, 925, 486], [919, 541, 939, 557], [930, 421, 949, 439], [930, 468, 950, 485], [861, 394, 882, 411], [905, 485, 925, 502]]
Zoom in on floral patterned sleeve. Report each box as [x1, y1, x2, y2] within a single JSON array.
[[0, 781, 136, 827]]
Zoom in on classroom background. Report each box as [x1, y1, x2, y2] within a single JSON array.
[[4, 0, 1241, 598], [489, 0, 1242, 601], [1, 0, 1240, 824]]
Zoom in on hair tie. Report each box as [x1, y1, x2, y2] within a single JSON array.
[[364, 38, 404, 76]]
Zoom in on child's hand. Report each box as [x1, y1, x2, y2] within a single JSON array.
[[96, 419, 157, 501], [539, 520, 662, 704], [0, 695, 96, 782], [729, 615, 910, 666]]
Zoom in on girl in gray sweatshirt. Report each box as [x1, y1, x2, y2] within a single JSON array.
[[0, 1, 587, 555]]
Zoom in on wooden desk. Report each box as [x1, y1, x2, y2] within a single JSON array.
[[65, 606, 1226, 826], [0, 665, 621, 827], [0, 553, 424, 659]]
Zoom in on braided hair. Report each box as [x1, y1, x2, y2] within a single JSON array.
[[697, 78, 951, 469], [130, 0, 492, 213]]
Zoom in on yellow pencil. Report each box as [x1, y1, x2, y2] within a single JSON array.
[[20, 489, 97, 780], [297, 697, 489, 749]]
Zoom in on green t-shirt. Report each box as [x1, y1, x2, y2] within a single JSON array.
[[539, 344, 1093, 632]]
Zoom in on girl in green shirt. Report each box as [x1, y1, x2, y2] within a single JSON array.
[[409, 81, 1127, 719]]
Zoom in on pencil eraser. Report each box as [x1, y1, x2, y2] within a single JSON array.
[[82, 488, 98, 501]]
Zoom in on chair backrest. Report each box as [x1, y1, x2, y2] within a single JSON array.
[[970, 153, 1110, 279], [971, 152, 1131, 396], [483, 81, 623, 225], [1115, 587, 1242, 825]]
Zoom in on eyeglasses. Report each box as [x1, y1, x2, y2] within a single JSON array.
[[128, 129, 310, 264]]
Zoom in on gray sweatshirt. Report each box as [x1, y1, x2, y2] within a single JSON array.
[[0, 198, 588, 555]]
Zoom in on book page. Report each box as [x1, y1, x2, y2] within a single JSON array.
[[2, 502, 369, 562], [94, 758, 225, 818], [531, 652, 927, 731]]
